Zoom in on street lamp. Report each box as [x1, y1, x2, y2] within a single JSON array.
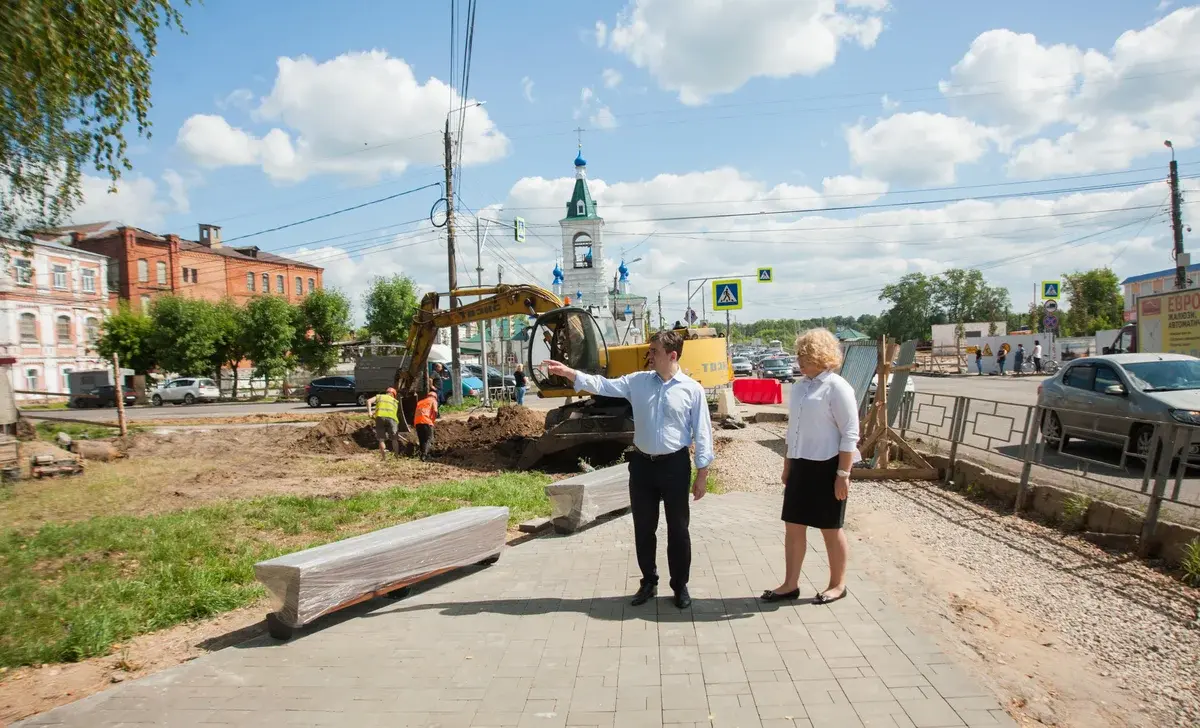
[[655, 281, 676, 329]]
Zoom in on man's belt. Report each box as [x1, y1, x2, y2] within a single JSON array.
[[634, 446, 687, 462]]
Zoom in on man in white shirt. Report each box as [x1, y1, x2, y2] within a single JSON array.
[[546, 330, 713, 609], [1033, 341, 1043, 374]]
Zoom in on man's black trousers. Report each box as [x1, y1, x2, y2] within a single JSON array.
[[628, 447, 692, 592], [416, 424, 434, 459]]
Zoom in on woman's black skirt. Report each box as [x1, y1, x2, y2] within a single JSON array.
[[781, 455, 845, 529]]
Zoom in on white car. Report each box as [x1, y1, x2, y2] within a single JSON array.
[[731, 357, 754, 377], [868, 373, 916, 397], [152, 377, 221, 406]]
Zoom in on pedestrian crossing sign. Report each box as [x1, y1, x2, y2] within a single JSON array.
[[757, 267, 773, 283], [712, 279, 743, 311], [1042, 280, 1061, 299]]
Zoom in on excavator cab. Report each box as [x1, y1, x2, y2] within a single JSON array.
[[525, 306, 609, 394]]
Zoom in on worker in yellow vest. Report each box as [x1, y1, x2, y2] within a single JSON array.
[[413, 387, 439, 461], [366, 387, 401, 459]]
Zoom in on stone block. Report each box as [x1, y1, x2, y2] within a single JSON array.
[[1152, 521, 1200, 567], [545, 464, 630, 533], [1084, 501, 1144, 535], [1025, 485, 1073, 521]]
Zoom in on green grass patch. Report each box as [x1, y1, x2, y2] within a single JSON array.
[[35, 421, 136, 442], [21, 402, 69, 411], [0, 471, 550, 668], [1182, 539, 1200, 587], [441, 396, 482, 414]]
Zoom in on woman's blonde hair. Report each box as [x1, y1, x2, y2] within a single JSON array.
[[794, 328, 843, 371]]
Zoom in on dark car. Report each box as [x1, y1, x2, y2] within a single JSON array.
[[759, 358, 795, 383], [71, 384, 137, 409], [305, 375, 357, 407], [465, 363, 516, 390]]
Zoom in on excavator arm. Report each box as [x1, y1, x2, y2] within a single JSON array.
[[397, 284, 563, 394]]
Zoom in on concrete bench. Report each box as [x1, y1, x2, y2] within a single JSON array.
[[545, 464, 630, 533], [254, 506, 509, 640]]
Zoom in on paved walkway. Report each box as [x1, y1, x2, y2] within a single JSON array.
[[16, 492, 1015, 728]]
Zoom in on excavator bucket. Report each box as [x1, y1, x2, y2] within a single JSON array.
[[515, 398, 635, 471]]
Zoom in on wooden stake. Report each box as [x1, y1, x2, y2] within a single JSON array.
[[112, 353, 127, 437]]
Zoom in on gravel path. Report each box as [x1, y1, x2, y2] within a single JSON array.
[[712, 425, 1200, 728]]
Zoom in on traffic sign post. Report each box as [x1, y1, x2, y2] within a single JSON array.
[[712, 279, 743, 311], [1043, 299, 1058, 313], [757, 267, 773, 283], [514, 217, 526, 243], [1044, 314, 1058, 330], [1042, 280, 1061, 299]]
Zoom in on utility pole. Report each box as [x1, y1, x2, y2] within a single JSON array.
[[444, 117, 462, 404], [475, 215, 490, 408], [657, 292, 664, 329], [1167, 140, 1187, 290]]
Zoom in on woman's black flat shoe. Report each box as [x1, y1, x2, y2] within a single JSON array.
[[813, 587, 849, 605], [760, 588, 801, 602]]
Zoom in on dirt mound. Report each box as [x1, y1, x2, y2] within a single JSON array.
[[431, 405, 545, 469], [298, 414, 378, 454]]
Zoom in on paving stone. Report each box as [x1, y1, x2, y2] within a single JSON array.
[[12, 492, 1009, 728]]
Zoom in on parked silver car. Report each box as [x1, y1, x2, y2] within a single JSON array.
[[1037, 353, 1200, 460], [152, 377, 221, 406], [731, 356, 753, 377]]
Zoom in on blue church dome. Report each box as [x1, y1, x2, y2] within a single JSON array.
[[574, 150, 587, 167], [552, 262, 564, 282], [618, 259, 629, 280]]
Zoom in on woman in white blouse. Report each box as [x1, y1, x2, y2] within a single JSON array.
[[761, 328, 859, 605]]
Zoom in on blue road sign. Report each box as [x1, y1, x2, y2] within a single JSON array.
[[1042, 280, 1061, 299], [712, 279, 743, 311]]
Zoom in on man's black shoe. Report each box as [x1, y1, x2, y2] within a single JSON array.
[[631, 584, 656, 606], [674, 587, 692, 609]]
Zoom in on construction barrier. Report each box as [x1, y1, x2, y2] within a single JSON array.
[[731, 378, 782, 405]]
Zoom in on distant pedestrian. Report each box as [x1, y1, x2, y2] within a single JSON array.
[[1033, 341, 1043, 374], [975, 348, 983, 375], [367, 387, 401, 459], [430, 362, 446, 404], [513, 364, 527, 406], [413, 388, 439, 460], [997, 347, 1007, 376], [1014, 344, 1025, 376]]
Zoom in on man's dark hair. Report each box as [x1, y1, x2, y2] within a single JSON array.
[[650, 329, 685, 359]]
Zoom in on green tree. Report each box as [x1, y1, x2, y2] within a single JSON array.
[[1062, 268, 1124, 336], [210, 298, 249, 396], [95, 303, 156, 373], [242, 296, 296, 389], [1, 0, 192, 232], [148, 296, 220, 376], [875, 273, 935, 341], [293, 289, 352, 374], [363, 274, 420, 343]]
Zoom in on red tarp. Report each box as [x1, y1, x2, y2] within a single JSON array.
[[732, 378, 782, 404]]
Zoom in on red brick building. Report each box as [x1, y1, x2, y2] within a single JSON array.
[[33, 222, 323, 313]]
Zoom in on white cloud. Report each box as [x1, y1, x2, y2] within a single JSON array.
[[820, 175, 889, 203], [880, 94, 900, 111], [574, 87, 618, 129], [594, 21, 608, 47], [521, 76, 535, 103], [176, 51, 509, 183], [602, 68, 623, 89], [604, 0, 886, 105], [216, 88, 255, 111], [66, 172, 189, 230], [846, 112, 993, 186], [939, 7, 1200, 177], [591, 107, 618, 130]]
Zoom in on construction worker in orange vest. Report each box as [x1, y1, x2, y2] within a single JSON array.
[[413, 387, 439, 461]]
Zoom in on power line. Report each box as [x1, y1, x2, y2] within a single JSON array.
[[220, 182, 440, 244]]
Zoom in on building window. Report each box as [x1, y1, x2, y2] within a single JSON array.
[[140, 295, 151, 313], [308, 277, 315, 293], [19, 313, 37, 343], [295, 276, 303, 294], [247, 272, 255, 291], [262, 273, 269, 292], [572, 232, 593, 269], [82, 268, 96, 293], [86, 317, 100, 345], [53, 264, 68, 289], [25, 368, 38, 392], [276, 274, 284, 293], [56, 315, 71, 343], [137, 259, 148, 282], [576, 200, 585, 216], [192, 268, 199, 283], [61, 367, 73, 391], [182, 267, 189, 283], [14, 259, 32, 285], [156, 261, 167, 285]]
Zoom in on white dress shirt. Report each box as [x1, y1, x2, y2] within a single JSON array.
[[573, 369, 714, 469], [1033, 344, 1043, 359], [785, 370, 860, 461]]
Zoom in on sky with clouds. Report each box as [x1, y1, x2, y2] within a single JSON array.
[[65, 0, 1200, 325]]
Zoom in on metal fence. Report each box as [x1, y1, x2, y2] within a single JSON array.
[[895, 390, 1200, 539]]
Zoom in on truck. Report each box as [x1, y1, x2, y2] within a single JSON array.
[[1102, 289, 1200, 356]]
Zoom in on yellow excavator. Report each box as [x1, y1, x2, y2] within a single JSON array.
[[389, 284, 732, 470]]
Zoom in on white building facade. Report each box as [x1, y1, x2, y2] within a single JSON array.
[[0, 238, 110, 399], [1120, 265, 1200, 322]]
